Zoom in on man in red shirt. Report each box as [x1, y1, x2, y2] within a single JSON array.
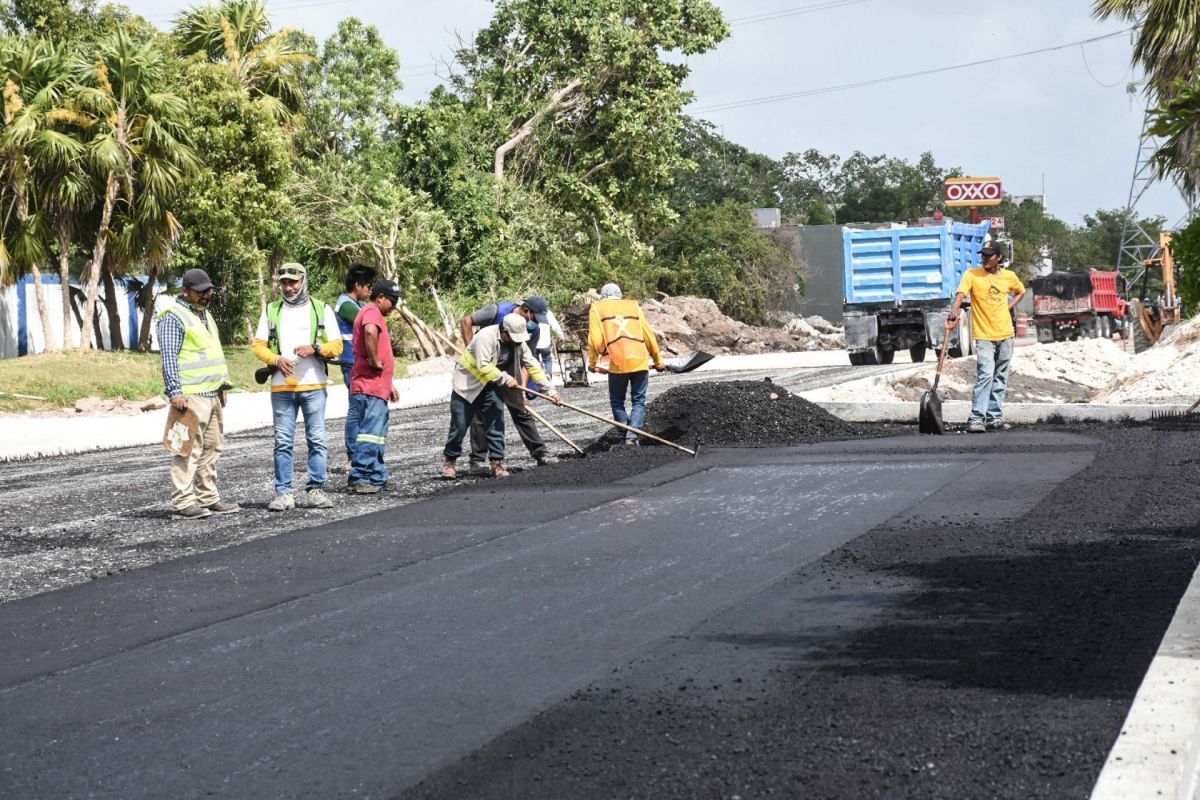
[[346, 279, 401, 493]]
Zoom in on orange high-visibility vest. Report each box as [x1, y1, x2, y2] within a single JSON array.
[[594, 298, 650, 373]]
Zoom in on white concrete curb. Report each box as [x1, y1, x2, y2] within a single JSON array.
[[1091, 561, 1200, 800], [0, 375, 456, 462]]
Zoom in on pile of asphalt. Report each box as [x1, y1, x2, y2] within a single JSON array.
[[587, 380, 866, 452]]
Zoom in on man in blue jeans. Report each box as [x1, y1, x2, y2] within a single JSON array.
[[347, 279, 401, 493], [587, 283, 665, 444], [252, 263, 344, 511], [948, 244, 1026, 432]]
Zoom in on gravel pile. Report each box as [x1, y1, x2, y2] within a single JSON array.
[[588, 380, 865, 451]]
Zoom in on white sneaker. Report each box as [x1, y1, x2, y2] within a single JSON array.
[[306, 489, 334, 509], [966, 420, 986, 433], [267, 492, 296, 512]]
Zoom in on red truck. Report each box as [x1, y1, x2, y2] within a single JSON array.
[[1031, 270, 1128, 343]]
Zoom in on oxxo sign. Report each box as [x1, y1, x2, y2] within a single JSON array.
[[944, 177, 1002, 207]]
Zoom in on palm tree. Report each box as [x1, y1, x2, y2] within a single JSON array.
[[174, 0, 312, 122], [1093, 0, 1200, 188], [1093, 0, 1200, 96], [69, 29, 198, 351], [1, 35, 73, 351]]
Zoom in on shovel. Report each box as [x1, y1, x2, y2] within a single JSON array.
[[918, 325, 954, 435], [665, 351, 714, 374]]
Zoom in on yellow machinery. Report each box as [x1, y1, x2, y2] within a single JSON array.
[[1130, 231, 1183, 351]]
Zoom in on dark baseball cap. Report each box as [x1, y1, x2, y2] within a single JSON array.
[[372, 278, 401, 301], [181, 268, 214, 292], [980, 245, 1002, 258], [522, 295, 549, 323]]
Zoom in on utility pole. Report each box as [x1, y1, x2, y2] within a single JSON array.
[[1118, 99, 1198, 288]]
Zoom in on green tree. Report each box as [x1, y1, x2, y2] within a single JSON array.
[[1, 34, 73, 348], [69, 28, 198, 350], [655, 200, 800, 324], [1171, 214, 1200, 312], [670, 117, 787, 215], [174, 0, 311, 123], [171, 58, 296, 343], [1094, 0, 1200, 189], [458, 0, 729, 257]]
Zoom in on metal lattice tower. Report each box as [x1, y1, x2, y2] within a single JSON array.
[[1118, 101, 1199, 286]]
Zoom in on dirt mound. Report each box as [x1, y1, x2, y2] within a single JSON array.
[[1095, 314, 1200, 404], [558, 295, 842, 357], [587, 380, 864, 451]]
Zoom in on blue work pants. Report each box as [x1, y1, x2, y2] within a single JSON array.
[[271, 389, 328, 494], [347, 393, 390, 488], [607, 370, 649, 441], [446, 389, 506, 461]]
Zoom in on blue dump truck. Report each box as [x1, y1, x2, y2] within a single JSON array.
[[842, 221, 991, 365]]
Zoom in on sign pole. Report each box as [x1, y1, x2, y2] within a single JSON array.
[[969, 207, 980, 224]]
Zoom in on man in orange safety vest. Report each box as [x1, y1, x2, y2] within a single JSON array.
[[587, 283, 665, 445]]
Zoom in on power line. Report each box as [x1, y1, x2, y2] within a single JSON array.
[[691, 27, 1135, 114], [729, 0, 869, 27], [1079, 41, 1128, 88]]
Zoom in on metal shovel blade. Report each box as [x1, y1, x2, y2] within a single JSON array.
[[918, 389, 944, 435], [665, 351, 715, 374]]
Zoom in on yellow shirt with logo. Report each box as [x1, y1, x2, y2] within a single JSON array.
[[956, 268, 1025, 341]]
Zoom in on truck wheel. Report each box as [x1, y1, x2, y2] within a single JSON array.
[[1087, 318, 1099, 339], [909, 343, 927, 363], [1098, 316, 1111, 339], [848, 351, 863, 366], [879, 347, 895, 364]]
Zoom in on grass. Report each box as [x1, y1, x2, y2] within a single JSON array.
[[0, 347, 413, 412], [0, 347, 269, 413]]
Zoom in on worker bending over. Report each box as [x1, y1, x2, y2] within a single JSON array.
[[443, 313, 562, 479]]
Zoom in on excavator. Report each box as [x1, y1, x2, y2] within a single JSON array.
[[1129, 231, 1183, 353]]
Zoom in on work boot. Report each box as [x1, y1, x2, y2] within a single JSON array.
[[349, 483, 381, 495], [171, 503, 212, 521], [490, 460, 510, 478], [306, 488, 334, 509], [267, 492, 296, 512], [623, 438, 640, 447], [205, 500, 241, 515], [468, 459, 491, 477], [441, 458, 457, 479], [966, 419, 986, 433], [534, 454, 557, 466]]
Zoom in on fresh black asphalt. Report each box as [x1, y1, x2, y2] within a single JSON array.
[[3, 424, 1199, 798]]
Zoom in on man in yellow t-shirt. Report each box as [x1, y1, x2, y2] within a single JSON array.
[[948, 244, 1026, 433]]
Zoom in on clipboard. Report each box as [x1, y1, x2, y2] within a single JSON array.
[[163, 405, 201, 458]]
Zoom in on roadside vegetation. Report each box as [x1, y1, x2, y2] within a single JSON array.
[[1, 347, 269, 411]]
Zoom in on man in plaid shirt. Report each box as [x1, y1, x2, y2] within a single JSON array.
[[157, 269, 240, 521]]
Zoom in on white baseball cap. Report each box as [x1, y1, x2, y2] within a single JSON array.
[[501, 312, 531, 342]]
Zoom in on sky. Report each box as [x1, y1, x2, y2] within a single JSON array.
[[128, 0, 1194, 228]]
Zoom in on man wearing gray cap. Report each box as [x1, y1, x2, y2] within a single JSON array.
[[156, 268, 239, 520], [442, 313, 562, 479]]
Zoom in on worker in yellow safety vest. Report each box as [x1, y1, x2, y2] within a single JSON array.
[[587, 283, 665, 445], [156, 268, 238, 521]]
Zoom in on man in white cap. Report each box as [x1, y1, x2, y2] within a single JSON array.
[[588, 282, 665, 445], [252, 262, 343, 511], [442, 313, 562, 479]]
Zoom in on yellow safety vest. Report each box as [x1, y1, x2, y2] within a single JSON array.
[[159, 303, 230, 395]]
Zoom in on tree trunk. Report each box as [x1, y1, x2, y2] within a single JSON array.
[[429, 280, 457, 343], [137, 263, 159, 351], [100, 261, 123, 350], [79, 173, 118, 351], [28, 264, 58, 352], [397, 305, 437, 358], [57, 227, 74, 348]]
